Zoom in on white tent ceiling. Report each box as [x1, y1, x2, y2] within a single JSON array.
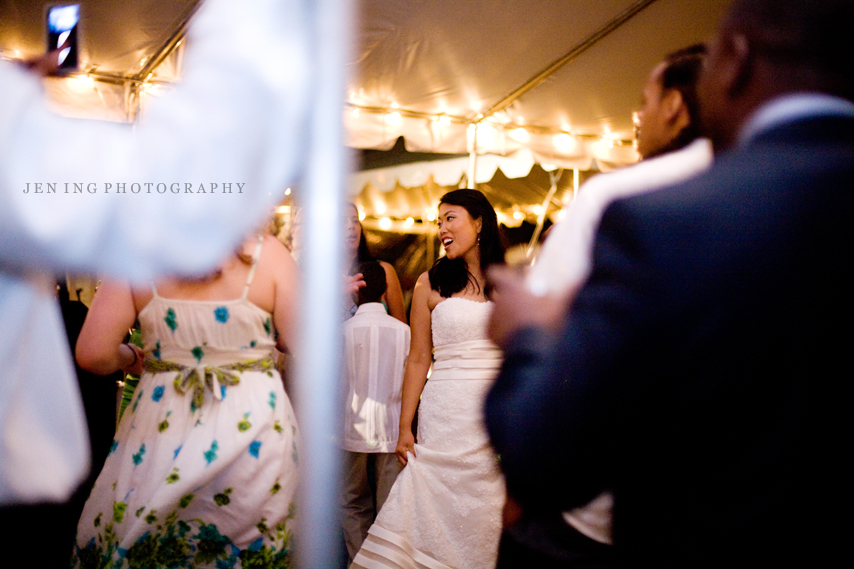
[[0, 0, 198, 77], [1, 0, 731, 144], [1, 0, 732, 219], [345, 0, 731, 225], [346, 0, 731, 161], [343, 0, 734, 296], [0, 0, 198, 121]]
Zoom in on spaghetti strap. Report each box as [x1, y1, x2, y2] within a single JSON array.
[[242, 235, 265, 299], [150, 282, 159, 298]]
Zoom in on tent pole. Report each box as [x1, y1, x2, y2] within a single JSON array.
[[133, 2, 200, 83], [479, 0, 660, 120], [527, 169, 562, 256], [427, 223, 436, 267], [467, 123, 478, 189], [294, 0, 354, 566], [124, 81, 133, 123]]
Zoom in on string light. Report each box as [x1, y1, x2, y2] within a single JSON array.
[[554, 132, 574, 153], [67, 74, 95, 93], [510, 128, 530, 143], [477, 122, 498, 148], [342, 103, 636, 153]]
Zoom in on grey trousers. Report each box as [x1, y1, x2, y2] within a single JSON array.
[[340, 451, 403, 564]]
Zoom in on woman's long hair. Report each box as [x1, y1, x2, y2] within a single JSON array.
[[346, 202, 377, 274], [428, 189, 505, 298], [355, 229, 375, 265]]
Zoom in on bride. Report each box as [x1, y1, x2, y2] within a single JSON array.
[[352, 189, 506, 569]]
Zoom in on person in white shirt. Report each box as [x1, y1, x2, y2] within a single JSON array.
[[528, 44, 713, 299], [498, 45, 713, 568], [0, 0, 310, 510], [340, 261, 410, 565]]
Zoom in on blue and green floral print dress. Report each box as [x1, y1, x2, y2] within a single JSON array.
[[73, 257, 298, 568]]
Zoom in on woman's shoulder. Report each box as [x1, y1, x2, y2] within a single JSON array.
[[413, 271, 445, 311], [256, 234, 296, 271], [378, 260, 398, 280], [130, 283, 155, 313], [414, 270, 431, 288], [258, 233, 290, 256]]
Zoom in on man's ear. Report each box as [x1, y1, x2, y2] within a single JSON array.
[[719, 31, 753, 99], [661, 88, 686, 122], [661, 88, 690, 137]]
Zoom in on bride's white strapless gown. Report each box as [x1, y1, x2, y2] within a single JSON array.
[[352, 297, 506, 569]]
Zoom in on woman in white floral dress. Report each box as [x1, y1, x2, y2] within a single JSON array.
[[72, 234, 299, 569]]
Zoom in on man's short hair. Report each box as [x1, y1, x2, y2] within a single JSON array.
[[727, 0, 854, 98], [660, 43, 707, 150], [357, 261, 387, 306]]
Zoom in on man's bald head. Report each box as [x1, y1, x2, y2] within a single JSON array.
[[698, 0, 854, 151]]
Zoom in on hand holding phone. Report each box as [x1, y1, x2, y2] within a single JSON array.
[[47, 4, 80, 74]]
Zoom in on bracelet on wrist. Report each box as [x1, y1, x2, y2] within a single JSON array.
[[125, 343, 138, 367]]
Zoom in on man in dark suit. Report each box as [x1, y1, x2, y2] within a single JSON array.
[[485, 0, 853, 567]]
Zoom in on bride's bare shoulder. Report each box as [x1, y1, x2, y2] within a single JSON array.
[[412, 271, 443, 311]]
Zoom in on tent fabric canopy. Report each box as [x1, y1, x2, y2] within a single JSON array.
[[347, 0, 730, 165], [0, 0, 197, 78], [351, 147, 560, 193], [2, 0, 729, 160], [0, 0, 198, 121], [1, 0, 730, 215], [344, 0, 729, 226]]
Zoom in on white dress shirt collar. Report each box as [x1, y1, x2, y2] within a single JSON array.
[[739, 92, 854, 145], [354, 302, 388, 316]]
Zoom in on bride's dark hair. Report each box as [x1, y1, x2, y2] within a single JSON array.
[[428, 189, 505, 298]]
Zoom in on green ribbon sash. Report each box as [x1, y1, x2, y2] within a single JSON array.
[[144, 356, 276, 410]]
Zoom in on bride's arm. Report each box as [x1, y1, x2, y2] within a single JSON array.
[[395, 272, 433, 466]]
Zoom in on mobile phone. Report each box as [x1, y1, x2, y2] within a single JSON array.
[[46, 4, 79, 74]]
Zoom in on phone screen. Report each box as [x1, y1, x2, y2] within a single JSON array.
[[47, 4, 79, 73]]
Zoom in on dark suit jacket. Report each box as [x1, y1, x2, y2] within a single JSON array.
[[486, 112, 854, 567]]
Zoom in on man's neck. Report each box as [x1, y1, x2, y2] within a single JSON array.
[[641, 132, 699, 161]]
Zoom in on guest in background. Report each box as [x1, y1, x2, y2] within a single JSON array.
[[498, 44, 710, 568], [345, 203, 407, 323], [0, 0, 310, 518], [486, 1, 853, 566], [528, 44, 712, 300], [72, 234, 300, 566], [55, 282, 123, 559], [340, 261, 410, 565]]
